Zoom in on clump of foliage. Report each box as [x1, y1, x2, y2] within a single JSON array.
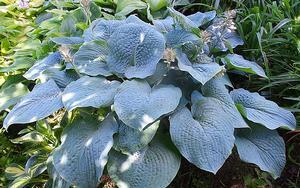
[[1, 1, 298, 188]]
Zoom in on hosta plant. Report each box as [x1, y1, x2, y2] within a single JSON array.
[[3, 7, 297, 188]]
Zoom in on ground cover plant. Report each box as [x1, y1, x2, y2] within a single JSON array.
[[0, 0, 299, 187]]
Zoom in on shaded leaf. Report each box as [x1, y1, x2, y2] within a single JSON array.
[[113, 120, 159, 154]]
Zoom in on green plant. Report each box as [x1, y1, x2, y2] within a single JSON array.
[[1, 2, 297, 187]]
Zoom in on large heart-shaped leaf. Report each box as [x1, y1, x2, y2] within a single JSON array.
[[114, 80, 182, 130], [202, 78, 248, 128], [170, 95, 235, 173], [107, 23, 165, 78], [62, 76, 121, 111], [73, 40, 111, 76], [113, 120, 159, 154], [3, 80, 63, 129], [53, 114, 118, 187], [0, 83, 29, 112], [235, 125, 286, 178], [108, 135, 181, 188], [24, 52, 63, 80], [223, 54, 267, 78], [176, 50, 224, 85], [230, 88, 296, 130]]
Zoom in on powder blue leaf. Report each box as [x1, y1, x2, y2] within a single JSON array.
[[166, 29, 200, 48], [205, 17, 243, 51], [235, 125, 286, 178], [176, 50, 224, 84], [187, 10, 216, 27], [202, 78, 248, 128], [62, 76, 121, 111], [24, 52, 63, 80], [170, 104, 234, 173], [145, 60, 169, 85], [114, 80, 182, 130], [50, 37, 84, 45], [53, 114, 118, 187], [108, 135, 180, 188], [3, 80, 63, 129], [73, 40, 111, 76], [107, 23, 165, 78], [223, 54, 267, 78], [113, 120, 159, 154], [230, 88, 296, 130], [83, 19, 125, 42]]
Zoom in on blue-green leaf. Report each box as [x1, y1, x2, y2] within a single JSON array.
[[115, 0, 147, 17], [224, 54, 267, 78], [230, 88, 296, 130], [3, 80, 63, 129], [107, 23, 165, 78], [113, 120, 159, 154], [24, 52, 63, 80], [114, 80, 182, 130], [108, 135, 180, 188], [62, 76, 121, 111], [235, 125, 286, 178], [187, 10, 216, 27], [166, 29, 200, 48], [51, 37, 84, 45], [53, 114, 118, 187], [202, 78, 248, 128], [176, 50, 224, 84], [170, 100, 235, 173], [73, 40, 111, 76]]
